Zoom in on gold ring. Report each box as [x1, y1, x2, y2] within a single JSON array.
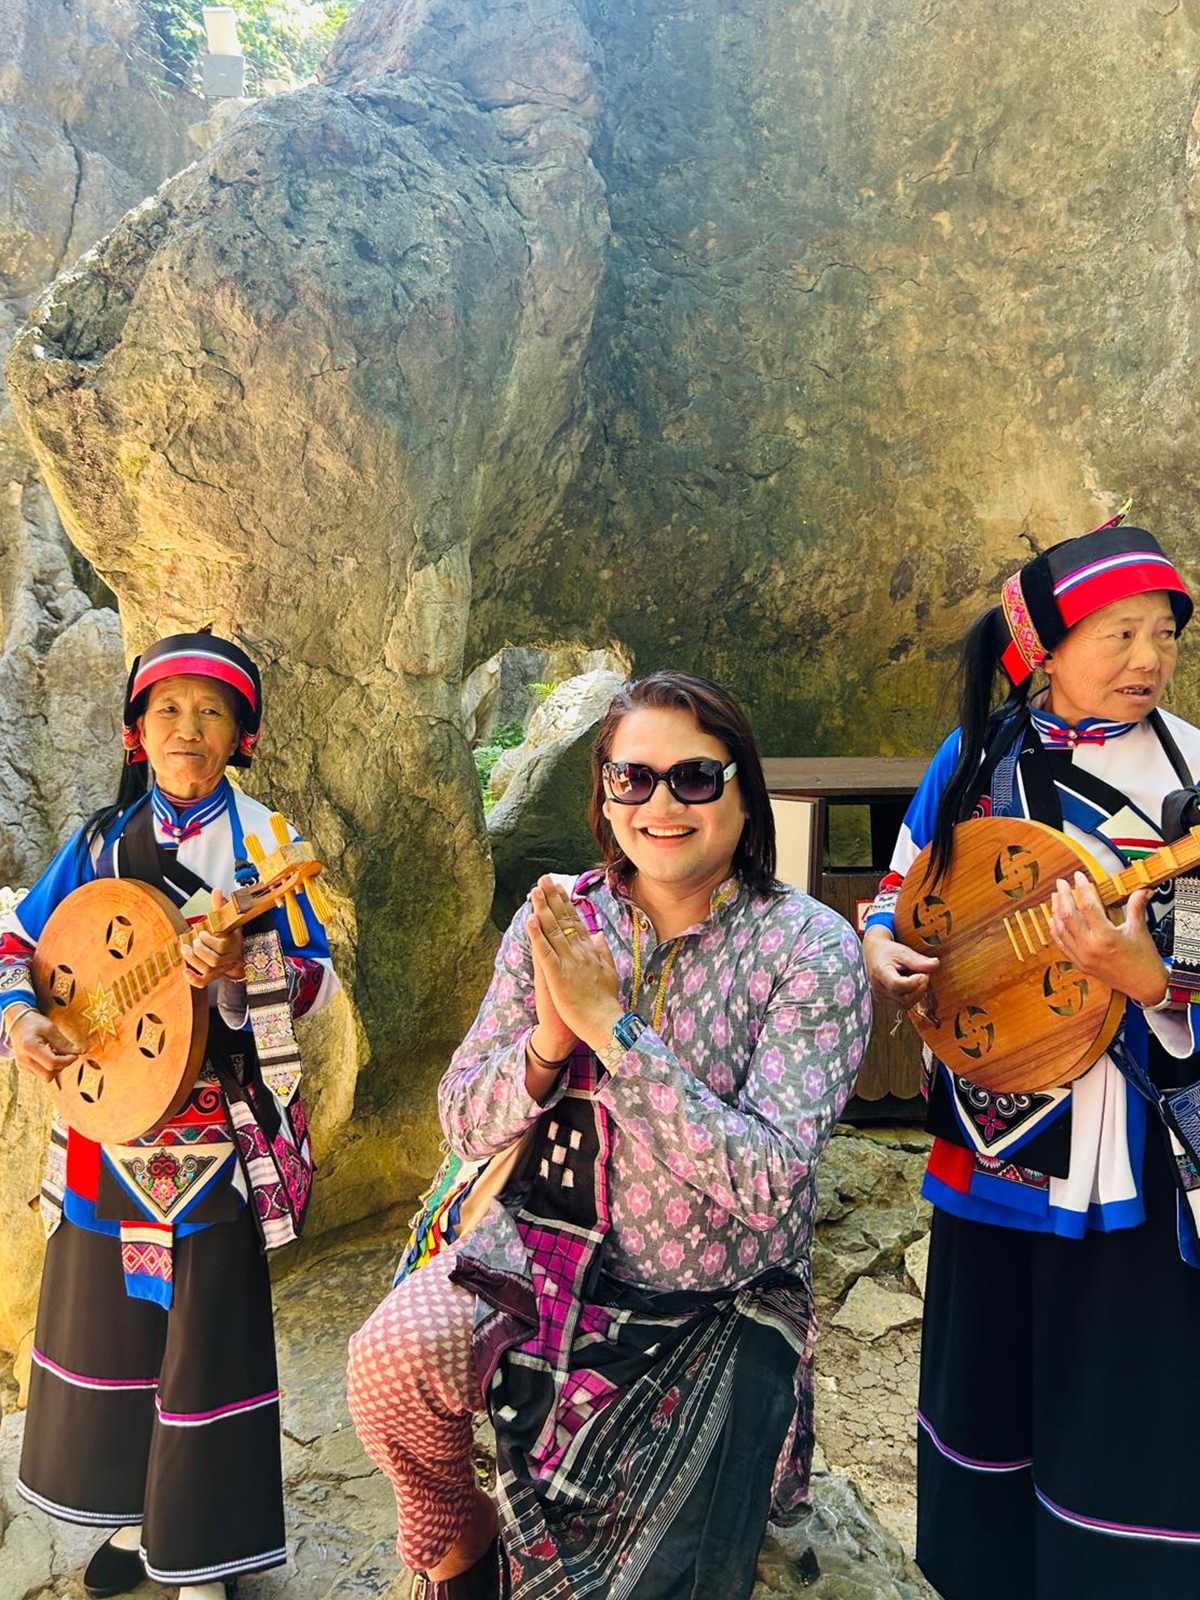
[[561, 926, 578, 938]]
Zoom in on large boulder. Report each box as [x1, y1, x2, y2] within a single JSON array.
[[6, 1, 609, 1289], [460, 0, 1200, 746], [487, 667, 625, 920]]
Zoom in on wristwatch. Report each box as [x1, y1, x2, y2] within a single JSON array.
[[596, 1010, 647, 1073]]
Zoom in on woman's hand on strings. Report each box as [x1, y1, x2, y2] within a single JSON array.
[[8, 1008, 79, 1084], [862, 926, 939, 1010], [1049, 873, 1168, 1007], [527, 876, 622, 1051], [183, 887, 245, 989]]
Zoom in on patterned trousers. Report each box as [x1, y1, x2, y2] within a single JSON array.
[[346, 1249, 486, 1572]]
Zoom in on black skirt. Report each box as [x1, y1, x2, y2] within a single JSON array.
[[18, 1207, 285, 1586], [917, 1124, 1200, 1599]]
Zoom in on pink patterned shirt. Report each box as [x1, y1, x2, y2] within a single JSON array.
[[439, 869, 870, 1291]]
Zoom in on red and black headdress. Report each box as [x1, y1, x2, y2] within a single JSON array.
[[122, 628, 262, 767], [998, 513, 1193, 686]]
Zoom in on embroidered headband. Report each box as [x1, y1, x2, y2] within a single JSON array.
[[122, 626, 263, 768], [997, 512, 1193, 686]]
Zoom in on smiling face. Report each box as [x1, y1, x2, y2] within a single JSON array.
[[139, 675, 241, 801], [1042, 591, 1180, 726], [602, 706, 748, 896]]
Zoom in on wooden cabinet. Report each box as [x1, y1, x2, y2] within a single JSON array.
[[765, 758, 928, 1118]]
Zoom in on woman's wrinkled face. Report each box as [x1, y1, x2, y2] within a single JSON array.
[[1043, 591, 1180, 726], [602, 706, 747, 893], [139, 675, 240, 801]]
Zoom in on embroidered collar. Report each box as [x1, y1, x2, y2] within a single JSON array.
[[152, 778, 231, 846], [1028, 706, 1138, 749]]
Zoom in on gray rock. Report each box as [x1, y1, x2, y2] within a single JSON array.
[[765, 1476, 938, 1598], [462, 647, 554, 748], [813, 1128, 929, 1302], [831, 1278, 924, 1342], [904, 1234, 931, 1300], [487, 669, 625, 919]]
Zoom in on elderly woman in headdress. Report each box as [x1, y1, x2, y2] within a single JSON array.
[[863, 516, 1200, 1599], [1, 631, 338, 1600]]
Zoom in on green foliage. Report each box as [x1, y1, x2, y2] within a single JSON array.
[[528, 682, 555, 706], [138, 0, 363, 91], [474, 721, 527, 813]]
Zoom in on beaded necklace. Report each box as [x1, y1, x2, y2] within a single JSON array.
[[629, 879, 739, 1030]]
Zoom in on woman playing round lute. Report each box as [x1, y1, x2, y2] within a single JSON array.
[[864, 514, 1200, 1600], [1, 629, 338, 1600]]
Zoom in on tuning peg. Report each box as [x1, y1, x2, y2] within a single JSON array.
[[283, 890, 309, 947], [303, 875, 332, 927], [244, 832, 268, 872], [270, 813, 291, 850]]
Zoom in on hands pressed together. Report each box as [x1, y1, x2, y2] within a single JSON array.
[[524, 877, 623, 1083]]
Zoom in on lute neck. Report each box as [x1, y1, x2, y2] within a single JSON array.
[[1096, 826, 1200, 910]]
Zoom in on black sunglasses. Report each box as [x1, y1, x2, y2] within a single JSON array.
[[602, 758, 738, 806]]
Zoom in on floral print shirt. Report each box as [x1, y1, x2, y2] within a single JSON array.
[[439, 868, 871, 1291]]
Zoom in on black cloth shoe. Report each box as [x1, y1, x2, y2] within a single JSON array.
[[82, 1533, 144, 1598]]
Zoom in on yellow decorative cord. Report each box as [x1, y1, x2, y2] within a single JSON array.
[[629, 881, 738, 1030]]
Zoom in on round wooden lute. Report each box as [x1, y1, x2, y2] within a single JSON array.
[[33, 879, 207, 1144], [30, 817, 329, 1143], [894, 815, 1200, 1093]]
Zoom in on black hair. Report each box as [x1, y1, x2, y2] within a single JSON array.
[[927, 606, 1031, 883], [78, 762, 150, 856]]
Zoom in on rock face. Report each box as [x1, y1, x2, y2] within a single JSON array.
[[6, 0, 610, 1307], [457, 0, 1200, 750], [0, 1232, 937, 1599], [487, 667, 625, 920], [0, 0, 202, 1387], [815, 1126, 932, 1551]]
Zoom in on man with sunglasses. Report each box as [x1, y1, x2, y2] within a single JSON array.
[[348, 671, 870, 1600]]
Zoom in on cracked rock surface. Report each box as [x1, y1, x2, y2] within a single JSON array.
[[0, 1225, 936, 1599]]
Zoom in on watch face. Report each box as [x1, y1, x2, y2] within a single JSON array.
[[614, 1012, 646, 1050]]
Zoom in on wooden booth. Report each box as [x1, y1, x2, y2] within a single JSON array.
[[763, 757, 928, 1118]]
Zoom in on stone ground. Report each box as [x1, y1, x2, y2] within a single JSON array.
[[811, 1127, 932, 1554], [0, 1130, 936, 1599]]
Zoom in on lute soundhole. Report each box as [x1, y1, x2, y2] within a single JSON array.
[[136, 1013, 167, 1058], [1043, 960, 1088, 1018], [913, 895, 953, 946], [105, 916, 134, 959], [954, 1005, 995, 1061], [994, 845, 1041, 899], [76, 1059, 105, 1104], [49, 965, 75, 1005]]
